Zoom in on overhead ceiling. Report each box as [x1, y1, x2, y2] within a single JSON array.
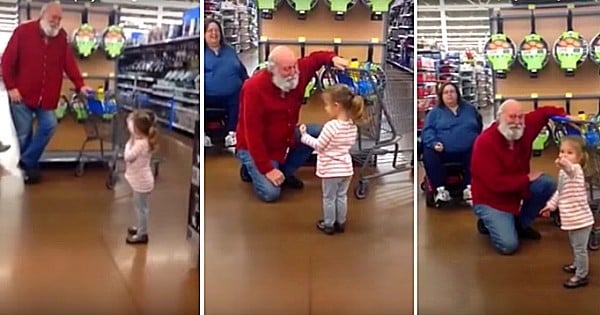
[[0, 0, 200, 33], [416, 0, 513, 52]]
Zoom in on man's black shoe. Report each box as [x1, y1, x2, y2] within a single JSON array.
[[23, 168, 41, 185], [283, 175, 304, 189], [517, 225, 541, 240]]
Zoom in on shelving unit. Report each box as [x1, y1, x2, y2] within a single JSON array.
[[416, 56, 437, 132], [115, 35, 200, 135], [459, 62, 476, 104], [187, 119, 200, 246], [386, 0, 414, 73], [474, 63, 494, 109], [238, 0, 258, 52], [204, 0, 258, 53]]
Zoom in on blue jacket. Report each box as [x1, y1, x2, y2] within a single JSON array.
[[204, 45, 249, 97], [422, 101, 482, 153]]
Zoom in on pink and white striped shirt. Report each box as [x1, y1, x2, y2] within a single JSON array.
[[301, 119, 357, 178], [124, 138, 154, 193], [546, 161, 594, 231]]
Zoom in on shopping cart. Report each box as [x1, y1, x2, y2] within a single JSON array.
[[75, 91, 161, 190], [319, 65, 413, 199], [548, 115, 600, 250]]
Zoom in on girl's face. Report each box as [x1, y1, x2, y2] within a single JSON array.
[[322, 94, 341, 118], [559, 141, 581, 164], [442, 85, 458, 106], [205, 23, 220, 47]]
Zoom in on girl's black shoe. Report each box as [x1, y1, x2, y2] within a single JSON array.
[[126, 233, 149, 245], [562, 264, 576, 274], [316, 220, 335, 235], [128, 226, 138, 236], [564, 276, 588, 289]]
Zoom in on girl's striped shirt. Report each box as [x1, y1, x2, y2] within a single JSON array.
[[301, 119, 357, 178], [546, 161, 594, 231], [124, 138, 155, 193]]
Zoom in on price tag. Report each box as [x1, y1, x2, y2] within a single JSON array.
[[260, 35, 268, 41], [495, 94, 502, 100], [82, 72, 88, 77], [333, 38, 342, 44], [565, 92, 573, 98], [370, 38, 379, 43], [108, 73, 115, 78], [297, 36, 306, 43], [528, 4, 535, 10], [567, 3, 575, 9], [530, 93, 538, 98]]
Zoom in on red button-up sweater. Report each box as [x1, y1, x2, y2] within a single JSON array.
[[1, 20, 85, 110], [236, 50, 336, 174], [471, 106, 566, 214]]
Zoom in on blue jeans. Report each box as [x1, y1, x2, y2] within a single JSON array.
[[10, 103, 58, 170], [237, 123, 321, 202], [422, 147, 472, 189], [473, 174, 556, 255], [205, 92, 240, 132]]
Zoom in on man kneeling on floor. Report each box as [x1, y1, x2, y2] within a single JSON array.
[[471, 99, 566, 255], [235, 46, 349, 202]]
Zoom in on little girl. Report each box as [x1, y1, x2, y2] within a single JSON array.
[[540, 136, 594, 289], [300, 84, 364, 235], [124, 110, 159, 245]]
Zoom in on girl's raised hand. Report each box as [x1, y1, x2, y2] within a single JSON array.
[[539, 206, 552, 218], [299, 124, 307, 134]]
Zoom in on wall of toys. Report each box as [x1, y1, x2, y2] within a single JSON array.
[[484, 4, 600, 116], [256, 0, 391, 64]]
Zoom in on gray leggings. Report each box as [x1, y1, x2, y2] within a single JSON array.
[[321, 176, 351, 227], [568, 225, 593, 279], [133, 192, 150, 235]]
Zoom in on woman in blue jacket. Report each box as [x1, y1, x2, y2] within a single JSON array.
[[422, 82, 482, 204], [204, 19, 249, 148]]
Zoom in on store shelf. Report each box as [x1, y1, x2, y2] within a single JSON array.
[[205, 0, 258, 53], [386, 0, 414, 73], [115, 34, 199, 136]]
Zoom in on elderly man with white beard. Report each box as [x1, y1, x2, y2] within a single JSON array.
[[471, 99, 567, 255], [235, 45, 350, 202], [1, 2, 92, 185]]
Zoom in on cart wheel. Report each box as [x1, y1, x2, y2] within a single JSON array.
[[477, 219, 489, 235], [588, 229, 599, 251], [74, 163, 85, 177], [552, 211, 561, 227], [105, 173, 116, 190], [354, 180, 368, 199], [152, 162, 159, 178]]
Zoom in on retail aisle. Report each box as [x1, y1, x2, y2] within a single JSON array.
[[204, 79, 414, 314], [417, 147, 600, 314], [0, 126, 198, 314]]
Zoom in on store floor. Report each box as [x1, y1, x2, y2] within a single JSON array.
[[0, 115, 199, 315], [417, 145, 600, 315], [204, 87, 414, 314]]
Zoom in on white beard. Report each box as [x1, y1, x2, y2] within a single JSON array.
[[40, 20, 60, 37], [498, 121, 525, 141], [272, 73, 299, 92]]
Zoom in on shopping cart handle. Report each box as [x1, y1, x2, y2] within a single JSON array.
[[551, 115, 594, 125]]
